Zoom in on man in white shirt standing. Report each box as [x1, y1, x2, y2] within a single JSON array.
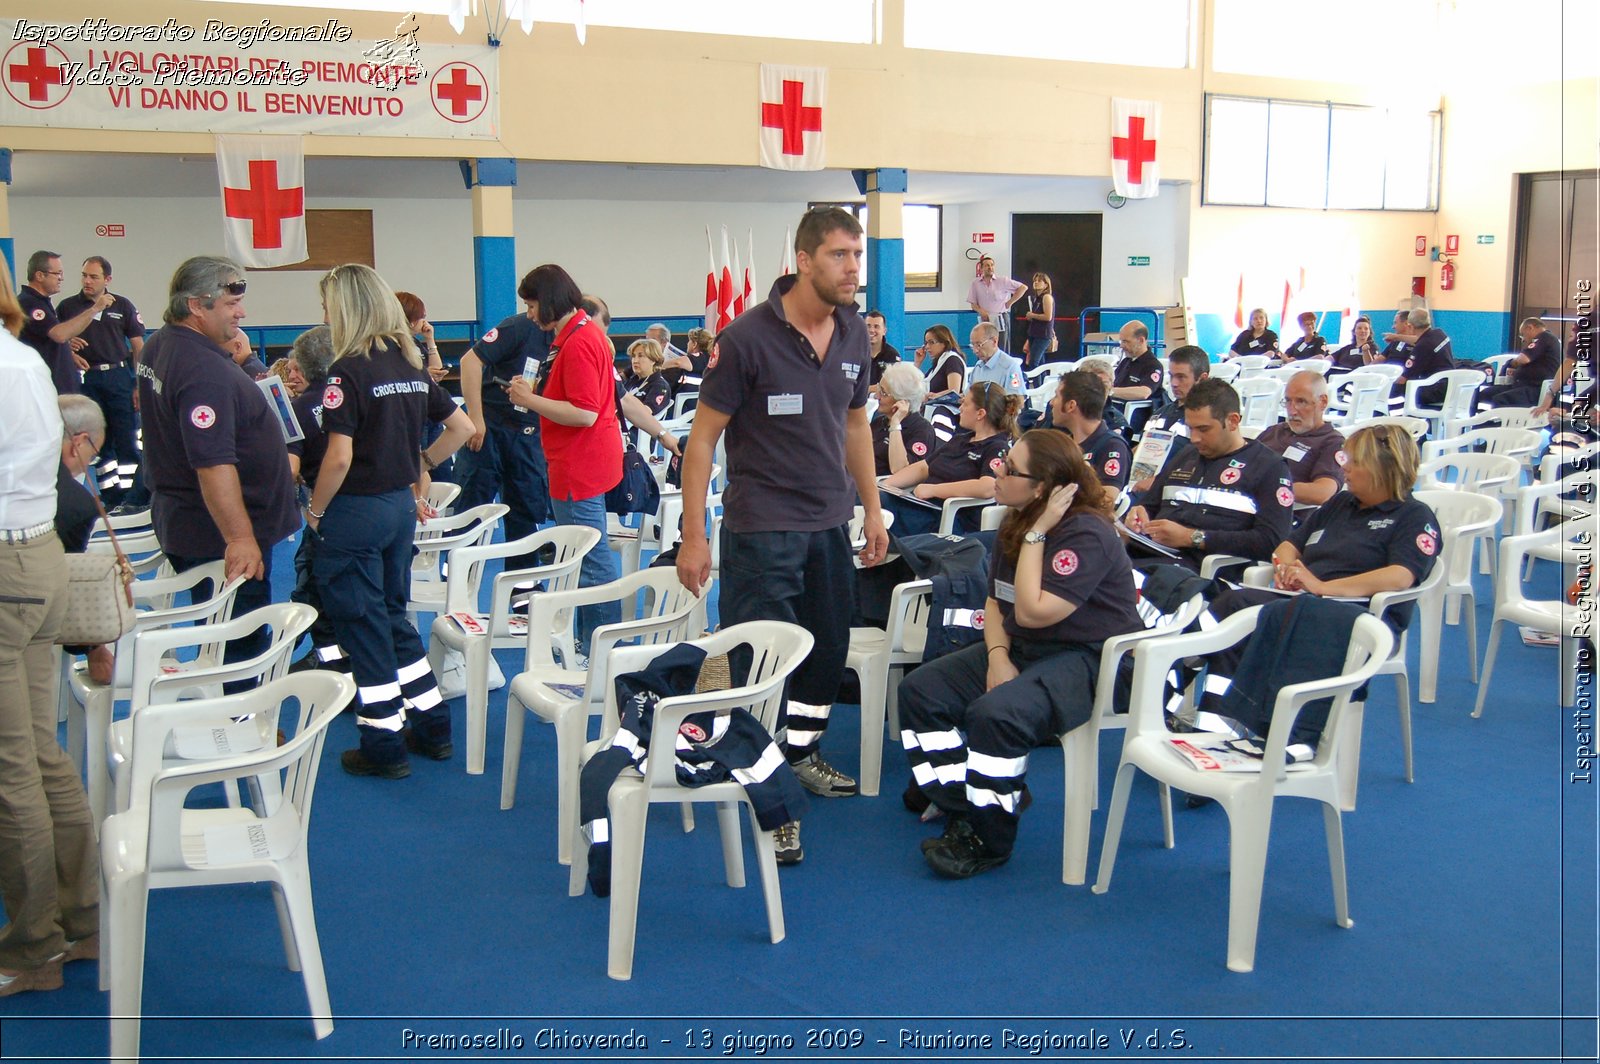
[[966, 255, 1026, 353], [0, 275, 99, 997]]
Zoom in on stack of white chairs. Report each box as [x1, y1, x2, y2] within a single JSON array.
[[1475, 520, 1591, 717], [1236, 377, 1284, 433], [405, 503, 509, 631]]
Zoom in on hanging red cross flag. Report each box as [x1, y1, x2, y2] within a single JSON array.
[[759, 64, 826, 172], [1111, 98, 1161, 200], [216, 134, 307, 268]]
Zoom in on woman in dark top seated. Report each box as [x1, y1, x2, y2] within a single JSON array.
[[622, 338, 672, 416], [898, 429, 1144, 877], [878, 382, 1020, 535], [1281, 311, 1326, 362], [56, 395, 113, 682], [1230, 308, 1279, 359], [1330, 316, 1380, 371], [872, 362, 940, 477], [915, 324, 967, 404]]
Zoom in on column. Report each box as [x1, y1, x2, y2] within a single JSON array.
[[460, 158, 517, 329], [853, 167, 907, 354], [0, 149, 13, 283]]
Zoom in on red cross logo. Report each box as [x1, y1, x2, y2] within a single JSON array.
[[1112, 115, 1157, 183], [4, 43, 72, 110], [223, 160, 304, 251], [431, 63, 487, 123], [190, 405, 217, 429], [761, 79, 822, 156]]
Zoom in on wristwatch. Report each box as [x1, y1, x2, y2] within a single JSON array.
[[1190, 529, 1206, 550], [1023, 531, 1047, 545]]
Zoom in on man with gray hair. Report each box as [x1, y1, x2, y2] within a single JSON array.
[[1392, 307, 1455, 407], [645, 322, 689, 367], [138, 255, 297, 679], [967, 321, 1024, 393], [1256, 370, 1345, 506]]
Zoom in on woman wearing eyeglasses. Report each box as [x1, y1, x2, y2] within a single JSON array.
[[303, 265, 473, 779], [877, 381, 1021, 535], [898, 429, 1144, 878], [913, 324, 966, 404]]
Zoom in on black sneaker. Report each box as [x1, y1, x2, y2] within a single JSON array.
[[924, 830, 1009, 879], [340, 749, 411, 779], [404, 729, 453, 761], [920, 814, 974, 855]]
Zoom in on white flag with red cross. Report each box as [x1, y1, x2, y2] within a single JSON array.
[[215, 134, 307, 268], [759, 65, 826, 171], [1111, 98, 1161, 200]]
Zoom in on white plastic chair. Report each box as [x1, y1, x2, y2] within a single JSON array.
[[426, 526, 598, 775], [1326, 372, 1392, 426], [567, 621, 813, 981], [1092, 608, 1393, 972], [1474, 522, 1591, 717], [1230, 355, 1271, 376], [1400, 369, 1483, 438], [1342, 414, 1429, 440], [1359, 363, 1405, 383], [1235, 377, 1284, 433], [1417, 452, 1521, 576], [1477, 353, 1520, 385], [1411, 490, 1503, 703], [501, 567, 703, 865], [66, 563, 243, 825], [404, 502, 509, 630], [1282, 357, 1331, 377], [843, 579, 932, 799], [424, 480, 462, 515], [106, 602, 317, 819], [100, 671, 355, 1062], [1208, 361, 1242, 385], [1453, 407, 1548, 434], [1023, 375, 1059, 414], [1515, 471, 1596, 580]]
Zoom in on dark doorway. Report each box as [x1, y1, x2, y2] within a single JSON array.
[[1513, 170, 1599, 348], [1011, 213, 1103, 361]]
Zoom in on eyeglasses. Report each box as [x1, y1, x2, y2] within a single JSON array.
[[218, 280, 247, 296], [73, 432, 102, 459], [999, 460, 1038, 480]]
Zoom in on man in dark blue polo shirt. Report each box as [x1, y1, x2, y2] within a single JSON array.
[[676, 207, 890, 867], [1390, 307, 1455, 408], [457, 297, 552, 575], [57, 257, 145, 507], [139, 255, 297, 677], [1050, 369, 1131, 491], [18, 249, 105, 396]]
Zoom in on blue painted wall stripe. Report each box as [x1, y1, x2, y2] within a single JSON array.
[[474, 235, 517, 331], [865, 236, 906, 364]]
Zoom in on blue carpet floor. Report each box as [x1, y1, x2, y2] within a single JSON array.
[[1, 531, 1594, 1063]]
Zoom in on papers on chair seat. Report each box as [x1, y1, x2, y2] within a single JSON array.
[[171, 721, 268, 760], [449, 611, 486, 636], [201, 819, 289, 864], [1117, 521, 1182, 558], [543, 681, 587, 700], [1165, 736, 1316, 773], [878, 481, 941, 509], [1519, 626, 1561, 647]]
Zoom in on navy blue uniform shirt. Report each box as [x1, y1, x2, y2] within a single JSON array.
[[1079, 421, 1132, 490], [470, 314, 548, 428], [19, 286, 79, 394], [991, 510, 1143, 646], [321, 343, 457, 496], [1289, 492, 1439, 630], [56, 291, 144, 367]]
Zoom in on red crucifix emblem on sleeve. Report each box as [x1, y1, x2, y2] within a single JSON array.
[[1105, 456, 1121, 478], [431, 62, 488, 123], [190, 405, 217, 429], [972, 608, 984, 629], [1335, 450, 1348, 466], [30, 308, 45, 321], [481, 327, 499, 344], [4, 43, 72, 109], [1052, 549, 1079, 576], [707, 343, 720, 371], [1417, 532, 1438, 556], [990, 457, 1005, 473], [1219, 467, 1240, 485], [1277, 486, 1295, 507]]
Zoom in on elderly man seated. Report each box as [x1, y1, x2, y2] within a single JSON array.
[[967, 321, 1025, 394], [1256, 370, 1345, 507]]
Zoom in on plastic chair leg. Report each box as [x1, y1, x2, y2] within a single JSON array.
[[885, 668, 902, 737], [748, 808, 786, 945], [1463, 593, 1479, 682], [271, 882, 301, 971], [716, 801, 745, 888], [554, 704, 588, 866], [1224, 803, 1272, 974], [1473, 619, 1504, 718], [106, 872, 150, 1061], [680, 803, 695, 834], [1060, 727, 1094, 886], [1321, 802, 1353, 931], [1393, 671, 1413, 784], [1159, 783, 1174, 849], [604, 777, 650, 981], [464, 636, 490, 776], [1336, 701, 1366, 812], [856, 656, 888, 798], [498, 695, 527, 811], [1091, 761, 1138, 893], [85, 688, 112, 826], [1418, 593, 1442, 704], [278, 858, 334, 1040]]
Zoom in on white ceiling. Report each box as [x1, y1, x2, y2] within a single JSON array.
[[8, 151, 1084, 204]]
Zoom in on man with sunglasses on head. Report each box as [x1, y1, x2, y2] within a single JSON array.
[[138, 256, 297, 679]]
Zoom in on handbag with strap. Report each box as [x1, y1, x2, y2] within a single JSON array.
[[55, 494, 137, 646], [604, 380, 663, 516]]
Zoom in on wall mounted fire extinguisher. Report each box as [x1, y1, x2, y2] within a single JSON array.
[[1440, 260, 1456, 291]]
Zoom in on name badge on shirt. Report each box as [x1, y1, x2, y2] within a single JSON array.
[[1284, 444, 1309, 462], [1307, 530, 1325, 545], [768, 393, 804, 416], [994, 579, 1016, 603]]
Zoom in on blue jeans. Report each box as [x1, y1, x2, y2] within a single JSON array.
[[550, 492, 620, 655]]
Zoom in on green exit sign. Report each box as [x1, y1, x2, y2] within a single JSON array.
[[1476, 234, 1495, 245], [1127, 255, 1151, 266]]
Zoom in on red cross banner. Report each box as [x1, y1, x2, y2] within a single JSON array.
[[759, 64, 825, 172], [0, 18, 497, 138], [1111, 97, 1161, 200], [216, 134, 306, 268]]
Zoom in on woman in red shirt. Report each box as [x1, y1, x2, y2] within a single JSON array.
[[506, 264, 622, 657]]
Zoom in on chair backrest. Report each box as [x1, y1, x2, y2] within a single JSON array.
[[425, 480, 462, 515], [1455, 407, 1548, 433], [1423, 427, 1543, 464], [596, 621, 814, 789], [1288, 358, 1331, 377], [1422, 369, 1488, 428], [131, 672, 355, 869], [886, 578, 934, 658], [129, 602, 316, 710], [1496, 522, 1584, 613], [108, 565, 243, 690], [1414, 488, 1503, 590], [523, 565, 703, 672], [1329, 372, 1391, 423], [1360, 363, 1405, 382], [1231, 355, 1270, 375], [442, 525, 600, 616], [411, 503, 510, 578], [1235, 377, 1284, 431], [1417, 452, 1521, 494], [1208, 360, 1242, 385], [1343, 414, 1429, 440]]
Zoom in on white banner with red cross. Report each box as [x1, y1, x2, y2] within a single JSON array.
[[1111, 97, 1161, 199], [0, 17, 498, 138], [759, 64, 825, 171], [216, 134, 306, 267]]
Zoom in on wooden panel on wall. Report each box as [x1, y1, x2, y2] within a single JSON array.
[[258, 209, 374, 272]]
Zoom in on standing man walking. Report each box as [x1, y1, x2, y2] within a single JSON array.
[[56, 257, 144, 507], [676, 207, 890, 866]]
